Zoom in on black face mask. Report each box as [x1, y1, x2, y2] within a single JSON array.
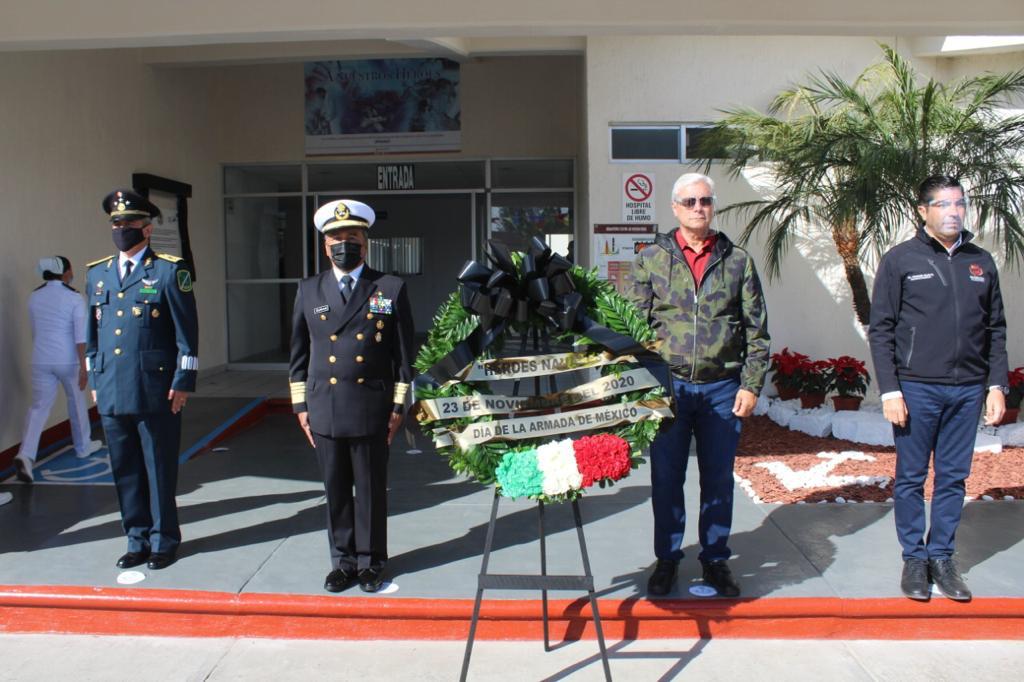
[[330, 241, 363, 271], [112, 226, 146, 253]]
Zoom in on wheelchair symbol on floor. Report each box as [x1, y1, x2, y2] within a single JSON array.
[[40, 451, 113, 483]]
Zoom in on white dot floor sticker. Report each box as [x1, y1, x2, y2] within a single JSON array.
[[377, 581, 400, 594], [688, 585, 718, 597], [117, 570, 146, 585]]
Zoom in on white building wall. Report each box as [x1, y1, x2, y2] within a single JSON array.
[[0, 52, 582, 452], [584, 35, 1024, 391], [0, 49, 226, 452]]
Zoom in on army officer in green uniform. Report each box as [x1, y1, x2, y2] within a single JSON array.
[[86, 189, 199, 571], [289, 199, 415, 593]]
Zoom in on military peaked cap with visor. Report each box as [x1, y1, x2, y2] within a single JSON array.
[[101, 189, 161, 223], [313, 199, 375, 234]]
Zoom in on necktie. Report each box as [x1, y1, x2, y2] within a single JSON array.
[[122, 260, 133, 282], [340, 275, 353, 303]]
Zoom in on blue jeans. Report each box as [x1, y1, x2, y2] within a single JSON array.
[[893, 381, 985, 561], [651, 377, 742, 563]]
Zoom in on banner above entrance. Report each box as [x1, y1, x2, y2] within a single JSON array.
[[304, 58, 461, 155]]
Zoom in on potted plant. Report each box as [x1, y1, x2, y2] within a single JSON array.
[[770, 347, 808, 400], [1001, 366, 1024, 425], [797, 358, 831, 409], [827, 355, 872, 411]]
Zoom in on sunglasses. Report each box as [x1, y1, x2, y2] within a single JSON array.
[[674, 196, 715, 208]]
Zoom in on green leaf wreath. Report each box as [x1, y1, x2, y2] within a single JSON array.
[[413, 265, 667, 500]]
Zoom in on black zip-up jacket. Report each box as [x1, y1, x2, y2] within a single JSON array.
[[868, 227, 1008, 395]]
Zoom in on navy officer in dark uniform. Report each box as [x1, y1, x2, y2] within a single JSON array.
[[289, 199, 414, 593], [86, 189, 199, 571]]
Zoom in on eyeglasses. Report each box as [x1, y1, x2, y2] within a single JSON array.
[[926, 199, 968, 210], [674, 196, 715, 208]]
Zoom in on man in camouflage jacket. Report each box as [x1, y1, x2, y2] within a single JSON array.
[[629, 172, 770, 598]]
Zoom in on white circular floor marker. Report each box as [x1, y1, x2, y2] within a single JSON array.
[[688, 585, 717, 598], [117, 570, 146, 585]]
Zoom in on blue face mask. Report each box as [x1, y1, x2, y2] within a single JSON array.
[[330, 241, 363, 271]]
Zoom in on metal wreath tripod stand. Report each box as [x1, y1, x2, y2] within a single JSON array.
[[459, 329, 612, 681]]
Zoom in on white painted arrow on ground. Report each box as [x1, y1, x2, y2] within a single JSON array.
[[753, 451, 891, 491]]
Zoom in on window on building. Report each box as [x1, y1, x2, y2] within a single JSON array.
[[609, 125, 727, 162]]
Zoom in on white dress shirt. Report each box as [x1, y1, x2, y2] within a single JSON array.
[[118, 249, 146, 280], [332, 262, 365, 288]]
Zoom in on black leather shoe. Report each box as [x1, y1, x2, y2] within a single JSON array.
[[116, 550, 150, 569], [14, 458, 33, 484], [324, 568, 357, 593], [701, 559, 741, 597], [146, 553, 176, 570], [646, 559, 678, 596], [358, 568, 385, 593], [901, 558, 931, 601], [929, 558, 971, 601]]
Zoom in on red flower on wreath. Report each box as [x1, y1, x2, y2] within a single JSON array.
[[573, 434, 632, 488]]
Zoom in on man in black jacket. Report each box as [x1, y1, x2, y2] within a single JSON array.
[[289, 199, 415, 593], [869, 175, 1009, 602]]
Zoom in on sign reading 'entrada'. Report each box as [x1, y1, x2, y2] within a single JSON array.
[[377, 164, 415, 190]]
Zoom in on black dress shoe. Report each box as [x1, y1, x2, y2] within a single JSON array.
[[701, 559, 741, 597], [324, 568, 357, 593], [116, 550, 150, 569], [146, 553, 176, 570], [901, 558, 931, 600], [929, 558, 971, 601], [646, 559, 678, 596], [358, 568, 385, 593]]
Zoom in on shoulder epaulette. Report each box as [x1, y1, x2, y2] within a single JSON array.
[[62, 283, 79, 293], [86, 256, 114, 268], [33, 283, 46, 291], [156, 253, 184, 263]]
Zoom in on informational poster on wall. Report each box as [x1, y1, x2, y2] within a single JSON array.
[[304, 58, 461, 155], [592, 224, 657, 295], [147, 190, 182, 258], [622, 172, 656, 223]]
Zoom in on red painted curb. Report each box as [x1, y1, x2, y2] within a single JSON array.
[[2, 586, 1022, 641]]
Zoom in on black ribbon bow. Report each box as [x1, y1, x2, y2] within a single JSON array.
[[418, 237, 671, 396]]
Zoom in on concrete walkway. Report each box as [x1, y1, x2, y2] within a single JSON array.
[[2, 634, 1022, 681], [2, 394, 1022, 602]]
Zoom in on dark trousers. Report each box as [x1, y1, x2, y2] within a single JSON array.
[[101, 412, 182, 555], [893, 380, 985, 560], [313, 431, 389, 572], [651, 376, 742, 563]]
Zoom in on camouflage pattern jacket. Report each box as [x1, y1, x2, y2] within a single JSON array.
[[629, 229, 770, 393]]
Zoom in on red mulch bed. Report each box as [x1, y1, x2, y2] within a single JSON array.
[[735, 416, 1024, 504]]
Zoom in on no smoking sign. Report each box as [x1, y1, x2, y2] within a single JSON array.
[[622, 172, 656, 223]]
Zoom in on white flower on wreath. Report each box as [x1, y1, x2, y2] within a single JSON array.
[[536, 438, 583, 496]]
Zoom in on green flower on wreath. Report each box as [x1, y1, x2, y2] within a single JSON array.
[[495, 449, 544, 499]]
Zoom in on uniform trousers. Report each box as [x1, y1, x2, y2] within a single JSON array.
[[893, 380, 985, 561], [18, 363, 93, 462], [101, 412, 182, 555], [651, 376, 742, 563], [313, 431, 389, 572]]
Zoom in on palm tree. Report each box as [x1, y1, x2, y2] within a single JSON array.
[[697, 44, 1024, 325]]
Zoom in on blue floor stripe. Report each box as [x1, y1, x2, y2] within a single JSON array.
[[2, 398, 267, 483], [178, 397, 267, 465]]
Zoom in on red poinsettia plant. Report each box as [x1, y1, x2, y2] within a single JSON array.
[[797, 358, 833, 394], [770, 347, 809, 393], [826, 356, 872, 397], [1008, 366, 1024, 409]]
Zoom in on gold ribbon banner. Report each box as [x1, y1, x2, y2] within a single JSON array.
[[418, 368, 661, 422], [459, 351, 639, 383], [431, 398, 673, 450]]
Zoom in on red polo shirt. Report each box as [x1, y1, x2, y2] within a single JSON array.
[[675, 230, 718, 284]]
